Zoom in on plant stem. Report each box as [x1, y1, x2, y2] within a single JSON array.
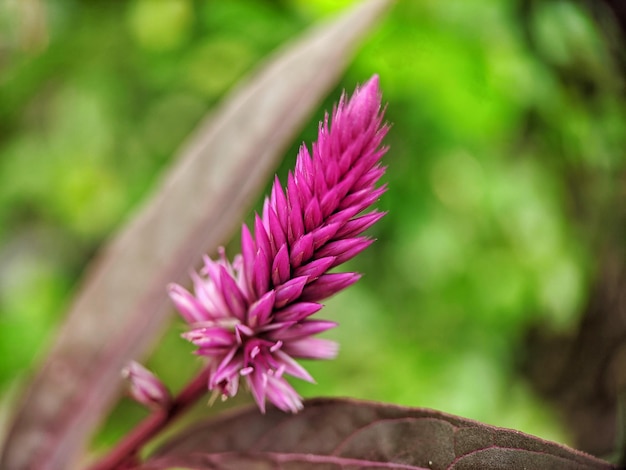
[[87, 366, 211, 470]]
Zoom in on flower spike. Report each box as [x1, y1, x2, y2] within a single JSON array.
[[169, 75, 389, 413]]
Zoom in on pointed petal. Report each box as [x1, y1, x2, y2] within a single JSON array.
[[334, 211, 386, 239], [282, 337, 339, 360], [324, 159, 340, 188], [286, 171, 304, 243], [310, 222, 341, 249], [303, 197, 323, 233], [273, 320, 338, 340], [345, 74, 382, 132], [253, 244, 271, 299], [271, 176, 289, 235], [289, 232, 314, 268], [265, 374, 303, 413], [325, 205, 362, 226], [210, 348, 243, 389], [339, 184, 387, 213], [266, 206, 287, 255], [319, 169, 359, 216], [240, 224, 256, 298], [218, 265, 247, 321], [312, 151, 329, 198], [273, 350, 315, 383], [271, 243, 291, 287], [293, 256, 336, 283], [255, 214, 273, 259], [247, 290, 276, 328], [190, 272, 220, 319], [261, 197, 271, 233], [168, 283, 210, 324], [300, 272, 361, 302], [246, 369, 268, 413], [316, 237, 374, 266], [295, 144, 315, 190], [273, 301, 323, 322], [182, 327, 235, 348], [345, 147, 386, 185], [295, 171, 314, 209], [352, 163, 386, 191], [274, 276, 308, 308]]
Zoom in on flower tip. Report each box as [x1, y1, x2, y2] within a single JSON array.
[[357, 74, 381, 105], [364, 74, 380, 92], [346, 75, 383, 127], [122, 361, 171, 409]]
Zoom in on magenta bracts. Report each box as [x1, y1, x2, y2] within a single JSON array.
[[168, 75, 389, 413]]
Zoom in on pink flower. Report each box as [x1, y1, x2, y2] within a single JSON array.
[[169, 75, 389, 413]]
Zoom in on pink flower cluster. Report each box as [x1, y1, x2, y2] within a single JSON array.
[[169, 76, 389, 413]]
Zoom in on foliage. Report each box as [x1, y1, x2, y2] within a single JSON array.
[[145, 398, 615, 470]]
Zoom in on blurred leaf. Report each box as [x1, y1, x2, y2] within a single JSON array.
[[0, 1, 392, 468], [144, 398, 616, 470]]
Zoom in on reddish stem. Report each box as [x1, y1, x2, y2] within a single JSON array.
[[87, 367, 211, 470]]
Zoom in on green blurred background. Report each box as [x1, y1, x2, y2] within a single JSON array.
[[1, 0, 624, 460]]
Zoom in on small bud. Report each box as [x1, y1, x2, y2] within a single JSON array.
[[122, 361, 171, 409]]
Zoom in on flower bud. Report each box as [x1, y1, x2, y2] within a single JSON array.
[[122, 361, 171, 409]]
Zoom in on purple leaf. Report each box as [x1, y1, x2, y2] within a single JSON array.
[[0, 1, 392, 468], [144, 398, 617, 470]]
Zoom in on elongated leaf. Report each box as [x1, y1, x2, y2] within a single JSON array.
[[146, 398, 616, 470], [0, 1, 392, 469]]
